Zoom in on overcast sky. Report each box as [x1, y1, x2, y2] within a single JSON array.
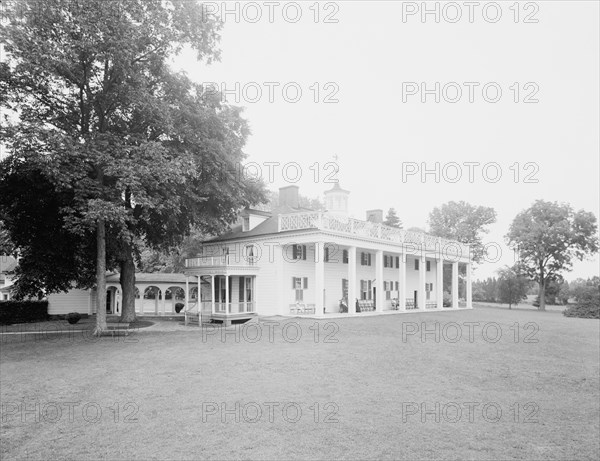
[[172, 1, 599, 280]]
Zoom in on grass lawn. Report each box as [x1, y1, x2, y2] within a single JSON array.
[[1, 307, 598, 460], [0, 317, 155, 333]]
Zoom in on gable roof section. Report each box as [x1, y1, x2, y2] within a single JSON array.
[[205, 204, 316, 244]]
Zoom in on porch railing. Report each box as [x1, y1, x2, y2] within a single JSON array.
[[278, 212, 470, 258], [185, 256, 257, 268], [213, 301, 255, 314]]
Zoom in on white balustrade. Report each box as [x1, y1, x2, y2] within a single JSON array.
[[277, 211, 470, 257]]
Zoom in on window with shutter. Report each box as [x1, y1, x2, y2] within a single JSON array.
[[396, 256, 399, 268], [324, 247, 329, 263], [292, 244, 307, 260], [293, 277, 307, 302], [343, 250, 348, 264], [246, 277, 253, 302], [245, 245, 255, 264], [426, 261, 431, 271], [414, 259, 419, 270]]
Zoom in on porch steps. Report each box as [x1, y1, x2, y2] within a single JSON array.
[[184, 313, 200, 326]]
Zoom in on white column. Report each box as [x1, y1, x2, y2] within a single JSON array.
[[225, 275, 229, 314], [211, 275, 215, 314], [419, 256, 427, 309], [436, 258, 444, 309], [185, 277, 189, 325], [466, 262, 472, 309], [161, 289, 166, 316], [375, 250, 384, 310], [398, 252, 406, 311], [250, 276, 255, 312], [197, 276, 202, 317], [452, 262, 459, 309], [315, 241, 325, 314], [348, 246, 357, 314], [137, 286, 144, 314]]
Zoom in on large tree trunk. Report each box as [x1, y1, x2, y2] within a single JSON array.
[[539, 279, 546, 311], [94, 219, 107, 335], [120, 247, 137, 322]]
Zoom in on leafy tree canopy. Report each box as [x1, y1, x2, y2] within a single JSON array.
[[0, 0, 267, 325], [428, 201, 496, 264], [497, 265, 530, 308], [506, 200, 598, 310]]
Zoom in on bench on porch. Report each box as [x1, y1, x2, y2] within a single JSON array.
[[403, 300, 438, 310], [356, 300, 375, 312], [289, 303, 316, 315]]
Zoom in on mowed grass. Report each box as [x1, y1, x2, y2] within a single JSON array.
[[1, 307, 598, 460]]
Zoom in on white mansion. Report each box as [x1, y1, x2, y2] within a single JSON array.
[[183, 183, 473, 325]]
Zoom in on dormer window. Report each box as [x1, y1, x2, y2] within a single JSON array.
[[242, 216, 250, 232]]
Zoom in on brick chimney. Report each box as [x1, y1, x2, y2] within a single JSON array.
[[279, 185, 300, 209], [366, 209, 383, 223]]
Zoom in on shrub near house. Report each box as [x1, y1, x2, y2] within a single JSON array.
[[0, 300, 48, 325]]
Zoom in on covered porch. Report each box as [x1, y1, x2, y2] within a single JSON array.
[[284, 238, 473, 316], [184, 256, 259, 326]]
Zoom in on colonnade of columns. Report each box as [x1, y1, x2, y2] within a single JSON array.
[[313, 242, 472, 314]]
